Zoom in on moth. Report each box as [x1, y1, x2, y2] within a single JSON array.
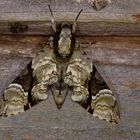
[[0, 5, 120, 124]]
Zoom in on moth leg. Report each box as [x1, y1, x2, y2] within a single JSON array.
[[0, 83, 28, 117], [91, 89, 120, 124]]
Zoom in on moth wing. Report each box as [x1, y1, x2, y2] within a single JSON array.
[[65, 47, 93, 103], [31, 47, 58, 103]]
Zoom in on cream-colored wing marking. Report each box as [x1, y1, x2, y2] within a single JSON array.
[[0, 83, 28, 117], [31, 45, 58, 103], [32, 47, 58, 85], [31, 83, 48, 102], [91, 89, 120, 124], [64, 47, 92, 103]]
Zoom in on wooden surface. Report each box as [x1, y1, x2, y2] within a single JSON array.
[[0, 35, 139, 139], [0, 0, 140, 36], [0, 0, 140, 139], [0, 55, 31, 95], [0, 92, 138, 140], [0, 35, 139, 66]]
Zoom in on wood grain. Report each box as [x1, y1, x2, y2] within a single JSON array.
[[0, 35, 139, 66], [0, 0, 139, 139], [0, 35, 139, 139], [0, 0, 140, 36]]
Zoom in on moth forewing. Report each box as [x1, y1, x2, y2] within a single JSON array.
[[64, 46, 93, 104]]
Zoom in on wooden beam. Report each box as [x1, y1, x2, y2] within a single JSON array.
[[0, 0, 140, 36], [0, 1, 140, 139], [0, 35, 139, 67]]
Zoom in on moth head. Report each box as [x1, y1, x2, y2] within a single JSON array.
[[48, 5, 82, 58]]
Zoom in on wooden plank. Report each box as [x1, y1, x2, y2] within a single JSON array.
[[0, 93, 137, 140], [0, 35, 45, 57], [0, 35, 139, 67], [0, 21, 140, 36], [0, 0, 140, 36], [0, 0, 139, 136], [0, 1, 139, 139], [0, 35, 139, 139]]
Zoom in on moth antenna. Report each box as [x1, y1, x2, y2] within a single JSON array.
[[48, 5, 57, 32], [75, 9, 83, 22], [72, 9, 83, 33]]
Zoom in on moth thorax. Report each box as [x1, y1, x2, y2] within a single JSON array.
[[57, 25, 72, 58]]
